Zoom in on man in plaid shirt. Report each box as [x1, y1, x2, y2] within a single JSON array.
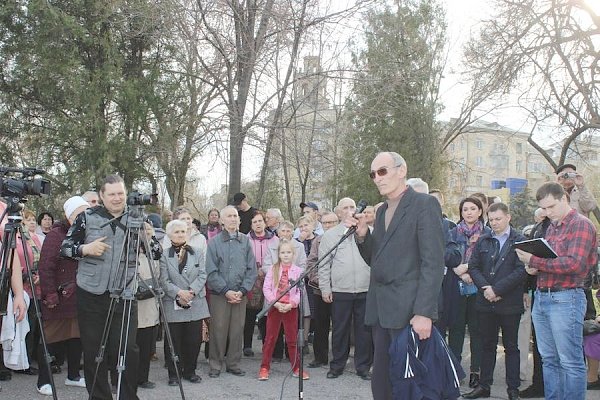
[[516, 182, 597, 400]]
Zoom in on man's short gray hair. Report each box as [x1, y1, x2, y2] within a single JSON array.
[[220, 205, 238, 216], [406, 178, 429, 194], [266, 208, 283, 221], [166, 219, 187, 236]]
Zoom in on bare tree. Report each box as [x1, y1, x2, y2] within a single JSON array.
[[458, 0, 600, 167]]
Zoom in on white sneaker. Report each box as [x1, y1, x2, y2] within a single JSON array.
[[37, 384, 53, 396], [65, 377, 86, 387]]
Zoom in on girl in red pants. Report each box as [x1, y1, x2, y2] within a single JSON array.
[[258, 240, 309, 381]]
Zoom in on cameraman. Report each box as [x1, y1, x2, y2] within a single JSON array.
[[556, 164, 598, 218], [61, 175, 140, 400]]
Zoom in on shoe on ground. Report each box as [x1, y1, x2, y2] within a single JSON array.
[[507, 388, 520, 400], [293, 369, 310, 380], [226, 367, 246, 376], [462, 385, 491, 399], [468, 372, 480, 388], [138, 381, 156, 389], [258, 368, 269, 381], [208, 369, 220, 378], [37, 384, 53, 396], [0, 370, 12, 381], [307, 361, 325, 368], [184, 374, 201, 383], [326, 369, 342, 379], [519, 385, 544, 398], [168, 378, 178, 386], [357, 371, 372, 381], [243, 348, 255, 357], [50, 365, 61, 374], [15, 367, 37, 375], [65, 377, 86, 387]]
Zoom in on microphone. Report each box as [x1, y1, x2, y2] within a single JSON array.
[[343, 199, 368, 236]]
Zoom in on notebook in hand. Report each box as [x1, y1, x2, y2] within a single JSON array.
[[514, 238, 558, 259]]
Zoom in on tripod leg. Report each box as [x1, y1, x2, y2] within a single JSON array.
[[17, 230, 59, 400], [114, 298, 139, 400]]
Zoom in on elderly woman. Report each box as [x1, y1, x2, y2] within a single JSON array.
[[163, 207, 207, 257], [36, 212, 54, 236], [160, 219, 210, 385], [36, 197, 89, 396]]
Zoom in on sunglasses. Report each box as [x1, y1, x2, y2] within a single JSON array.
[[369, 164, 402, 180]]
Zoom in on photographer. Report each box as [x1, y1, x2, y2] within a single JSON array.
[[60, 175, 141, 400], [556, 164, 598, 218]]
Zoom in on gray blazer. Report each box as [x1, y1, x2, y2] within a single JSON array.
[[159, 245, 210, 323], [358, 186, 445, 329]]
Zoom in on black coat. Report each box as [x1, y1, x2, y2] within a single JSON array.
[[358, 187, 445, 329], [468, 228, 527, 315]]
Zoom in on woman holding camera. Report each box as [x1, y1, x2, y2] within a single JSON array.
[[160, 219, 209, 385]]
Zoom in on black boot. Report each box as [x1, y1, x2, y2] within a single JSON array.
[[468, 372, 480, 388], [507, 388, 520, 400], [519, 384, 544, 398]]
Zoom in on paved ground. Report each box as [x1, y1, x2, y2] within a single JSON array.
[[2, 337, 600, 399]]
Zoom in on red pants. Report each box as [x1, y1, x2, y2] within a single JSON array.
[[261, 307, 299, 370]]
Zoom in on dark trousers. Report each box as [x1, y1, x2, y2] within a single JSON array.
[[371, 324, 401, 400], [244, 307, 261, 350], [479, 311, 521, 391], [312, 294, 331, 364], [136, 326, 156, 384], [77, 287, 139, 400], [448, 294, 481, 372], [25, 299, 41, 365], [164, 320, 201, 379], [37, 338, 82, 387], [330, 292, 372, 374], [261, 308, 299, 370]]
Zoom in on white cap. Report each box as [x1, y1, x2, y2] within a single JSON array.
[[63, 196, 90, 219]]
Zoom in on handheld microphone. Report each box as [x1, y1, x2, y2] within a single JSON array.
[[343, 199, 368, 236]]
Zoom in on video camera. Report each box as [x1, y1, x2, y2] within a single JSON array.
[[0, 167, 51, 199], [127, 191, 158, 206]]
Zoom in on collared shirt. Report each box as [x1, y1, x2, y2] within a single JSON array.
[[491, 226, 511, 251], [530, 209, 597, 289]]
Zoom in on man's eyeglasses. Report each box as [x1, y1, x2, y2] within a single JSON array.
[[369, 164, 402, 180]]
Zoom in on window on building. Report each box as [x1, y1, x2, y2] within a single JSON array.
[[516, 142, 523, 154], [476, 139, 483, 149], [516, 160, 522, 173], [476, 156, 484, 167], [476, 175, 483, 187]]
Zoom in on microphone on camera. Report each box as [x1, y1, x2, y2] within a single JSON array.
[[342, 199, 368, 237]]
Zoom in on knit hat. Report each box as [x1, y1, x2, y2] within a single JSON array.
[[63, 196, 90, 219]]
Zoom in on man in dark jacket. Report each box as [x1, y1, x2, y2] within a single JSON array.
[[463, 202, 527, 400]]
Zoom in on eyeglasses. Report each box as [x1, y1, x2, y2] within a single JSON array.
[[322, 220, 338, 225], [369, 164, 402, 180]]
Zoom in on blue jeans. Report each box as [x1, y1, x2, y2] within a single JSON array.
[[532, 288, 586, 400]]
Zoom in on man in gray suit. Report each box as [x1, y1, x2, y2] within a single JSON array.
[[351, 152, 445, 399]]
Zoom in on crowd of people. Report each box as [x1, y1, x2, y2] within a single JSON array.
[[0, 155, 599, 400]]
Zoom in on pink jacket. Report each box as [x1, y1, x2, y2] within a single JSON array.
[[262, 263, 302, 307], [247, 231, 279, 267]]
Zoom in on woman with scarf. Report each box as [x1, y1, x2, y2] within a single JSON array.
[[244, 210, 279, 357], [200, 208, 222, 242], [160, 219, 209, 386], [448, 197, 490, 389]]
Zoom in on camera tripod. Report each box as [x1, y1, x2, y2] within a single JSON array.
[[0, 196, 58, 400], [88, 204, 185, 400]]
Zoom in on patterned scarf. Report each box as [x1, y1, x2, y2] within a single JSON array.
[[171, 242, 189, 273], [455, 220, 483, 262]]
